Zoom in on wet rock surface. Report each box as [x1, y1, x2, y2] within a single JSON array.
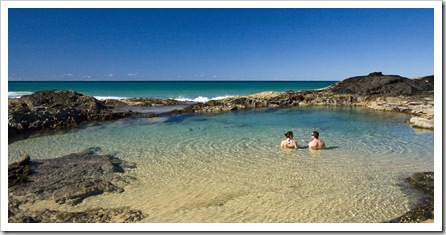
[[389, 172, 434, 223], [8, 207, 146, 223], [8, 155, 32, 187], [8, 148, 146, 223]]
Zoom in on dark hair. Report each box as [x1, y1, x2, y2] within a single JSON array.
[[312, 131, 319, 139], [284, 131, 294, 138]]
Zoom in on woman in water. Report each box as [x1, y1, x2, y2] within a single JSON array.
[[280, 131, 298, 149]]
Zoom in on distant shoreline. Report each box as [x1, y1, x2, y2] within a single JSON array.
[[8, 73, 434, 139]]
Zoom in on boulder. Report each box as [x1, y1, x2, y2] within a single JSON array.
[[19, 90, 106, 112], [408, 117, 434, 130]]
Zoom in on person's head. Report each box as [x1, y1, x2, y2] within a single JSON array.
[[284, 131, 294, 139], [311, 131, 319, 139]]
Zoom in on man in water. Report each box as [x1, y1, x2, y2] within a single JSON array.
[[280, 131, 298, 149], [308, 131, 325, 150]]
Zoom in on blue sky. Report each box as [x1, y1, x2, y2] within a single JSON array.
[[8, 8, 434, 81]]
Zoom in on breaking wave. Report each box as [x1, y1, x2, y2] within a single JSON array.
[[174, 95, 234, 103], [94, 96, 129, 100], [8, 91, 33, 98], [8, 91, 234, 103]]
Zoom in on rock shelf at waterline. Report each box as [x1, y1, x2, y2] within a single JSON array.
[[8, 72, 434, 139], [168, 73, 434, 129], [8, 148, 146, 223]]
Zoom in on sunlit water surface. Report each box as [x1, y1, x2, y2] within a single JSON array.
[[8, 107, 434, 223]]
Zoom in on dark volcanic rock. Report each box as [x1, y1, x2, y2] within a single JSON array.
[[408, 172, 434, 196], [8, 148, 143, 223], [8, 148, 136, 206], [8, 155, 32, 187], [102, 99, 128, 109], [325, 73, 434, 96], [19, 90, 106, 111], [389, 172, 434, 223], [8, 90, 134, 138], [9, 207, 147, 223], [167, 73, 434, 129], [121, 97, 189, 106]]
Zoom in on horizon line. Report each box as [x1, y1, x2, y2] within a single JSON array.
[[8, 80, 340, 82]]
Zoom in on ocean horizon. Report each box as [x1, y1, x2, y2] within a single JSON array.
[[8, 81, 337, 102]]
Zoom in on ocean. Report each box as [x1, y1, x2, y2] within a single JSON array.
[[8, 81, 336, 101], [7, 81, 434, 223]]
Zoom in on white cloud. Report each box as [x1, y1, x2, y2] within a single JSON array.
[[127, 72, 139, 76], [106, 73, 114, 77]]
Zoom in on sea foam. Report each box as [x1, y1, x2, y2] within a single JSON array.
[[8, 91, 33, 98], [94, 96, 129, 100], [174, 95, 234, 103]]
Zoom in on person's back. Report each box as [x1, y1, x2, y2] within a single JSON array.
[[308, 131, 325, 150], [281, 131, 298, 149]]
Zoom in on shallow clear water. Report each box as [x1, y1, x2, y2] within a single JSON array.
[[8, 106, 434, 223]]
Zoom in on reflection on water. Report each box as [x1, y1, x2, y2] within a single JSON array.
[[8, 107, 434, 223]]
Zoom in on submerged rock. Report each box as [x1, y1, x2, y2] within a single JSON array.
[[389, 172, 434, 223], [8, 148, 144, 223], [8, 207, 147, 223], [8, 148, 136, 205]]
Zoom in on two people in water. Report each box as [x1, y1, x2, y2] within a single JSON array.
[[280, 130, 325, 150]]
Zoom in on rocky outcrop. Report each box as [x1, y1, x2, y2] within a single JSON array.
[[389, 172, 434, 223], [120, 97, 189, 107], [8, 90, 195, 139], [102, 97, 190, 109], [8, 90, 135, 139], [408, 117, 434, 130], [323, 72, 434, 96], [8, 148, 145, 223], [8, 148, 136, 206], [169, 73, 434, 129]]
